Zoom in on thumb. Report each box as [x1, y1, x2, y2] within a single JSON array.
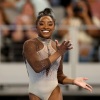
[[83, 77, 88, 81], [55, 39, 59, 48]]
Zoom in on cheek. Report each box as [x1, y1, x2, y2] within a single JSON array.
[[51, 25, 55, 30], [36, 23, 43, 29]]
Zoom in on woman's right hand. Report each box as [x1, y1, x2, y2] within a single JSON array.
[[55, 40, 73, 55]]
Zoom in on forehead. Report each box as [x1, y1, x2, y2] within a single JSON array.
[[77, 1, 86, 5], [39, 16, 53, 22]]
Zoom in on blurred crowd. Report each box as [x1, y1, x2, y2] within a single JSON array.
[[0, 0, 100, 62]]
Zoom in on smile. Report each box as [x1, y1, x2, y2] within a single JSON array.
[[42, 30, 50, 33]]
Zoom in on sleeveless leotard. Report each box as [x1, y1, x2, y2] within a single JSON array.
[[25, 39, 61, 100]]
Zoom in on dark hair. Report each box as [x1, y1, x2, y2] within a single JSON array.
[[61, 0, 72, 8], [74, 0, 92, 18], [36, 8, 56, 25], [82, 0, 92, 18]]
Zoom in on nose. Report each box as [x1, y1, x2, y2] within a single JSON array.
[[44, 23, 48, 29]]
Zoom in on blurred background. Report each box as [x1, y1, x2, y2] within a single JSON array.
[[0, 0, 100, 100]]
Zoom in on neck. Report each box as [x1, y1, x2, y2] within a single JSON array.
[[37, 36, 51, 44]]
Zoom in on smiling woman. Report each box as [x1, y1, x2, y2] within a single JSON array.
[[36, 8, 55, 39], [22, 8, 93, 100], [36, 15, 55, 39]]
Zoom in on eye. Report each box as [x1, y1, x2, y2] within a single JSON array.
[[39, 22, 44, 26], [48, 23, 53, 26]]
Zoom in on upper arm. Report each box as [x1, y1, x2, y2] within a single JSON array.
[[23, 39, 51, 73], [23, 40, 39, 66]]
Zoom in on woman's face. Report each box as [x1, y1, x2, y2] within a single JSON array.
[[22, 3, 35, 16], [36, 16, 55, 39], [65, 5, 74, 17]]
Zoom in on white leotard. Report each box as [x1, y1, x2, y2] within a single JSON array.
[[25, 39, 61, 100]]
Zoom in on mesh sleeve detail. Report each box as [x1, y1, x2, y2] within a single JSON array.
[[23, 39, 51, 73]]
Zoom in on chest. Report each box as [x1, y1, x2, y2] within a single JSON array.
[[37, 42, 61, 70]]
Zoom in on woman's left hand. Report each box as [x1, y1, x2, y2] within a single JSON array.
[[73, 77, 93, 93]]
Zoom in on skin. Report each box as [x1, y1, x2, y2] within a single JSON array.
[[28, 15, 63, 100], [36, 16, 55, 39], [22, 3, 35, 17], [28, 15, 93, 100]]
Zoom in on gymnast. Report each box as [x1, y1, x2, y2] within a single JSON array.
[[23, 8, 93, 100]]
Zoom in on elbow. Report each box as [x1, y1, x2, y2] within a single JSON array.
[[34, 69, 41, 73], [31, 67, 42, 73], [31, 65, 42, 73], [34, 66, 46, 73], [29, 59, 50, 73], [57, 76, 63, 84], [57, 75, 66, 84]]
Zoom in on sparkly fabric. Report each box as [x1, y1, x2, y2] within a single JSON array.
[[23, 38, 51, 73], [23, 37, 66, 83], [22, 37, 74, 99]]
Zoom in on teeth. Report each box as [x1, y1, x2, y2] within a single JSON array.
[[42, 30, 49, 33]]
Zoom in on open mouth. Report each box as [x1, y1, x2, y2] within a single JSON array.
[[41, 30, 50, 33]]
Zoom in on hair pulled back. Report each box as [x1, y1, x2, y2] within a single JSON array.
[[36, 8, 55, 25]]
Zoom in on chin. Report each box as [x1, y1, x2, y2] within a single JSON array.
[[43, 36, 51, 39], [40, 34, 51, 39]]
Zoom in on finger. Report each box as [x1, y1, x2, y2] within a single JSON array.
[[86, 84, 93, 89], [55, 39, 58, 44], [63, 40, 71, 46], [67, 43, 72, 48], [67, 46, 73, 50], [83, 77, 88, 81], [85, 87, 92, 93], [85, 85, 93, 93], [55, 40, 59, 47], [62, 40, 68, 45]]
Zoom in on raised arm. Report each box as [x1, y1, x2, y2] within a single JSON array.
[[23, 40, 51, 73], [23, 39, 72, 73]]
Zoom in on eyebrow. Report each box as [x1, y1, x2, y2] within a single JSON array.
[[39, 21, 53, 23]]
